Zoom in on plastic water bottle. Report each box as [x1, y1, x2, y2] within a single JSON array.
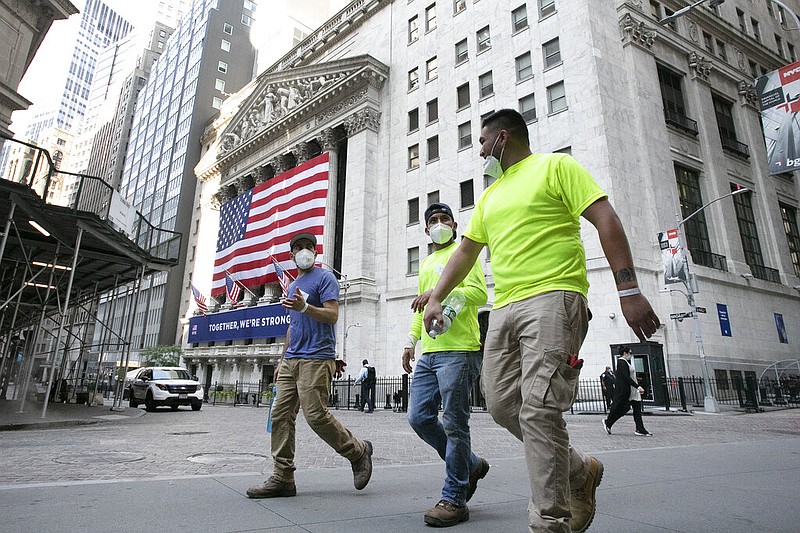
[[428, 291, 466, 339]]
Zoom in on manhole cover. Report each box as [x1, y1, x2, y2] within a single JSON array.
[[54, 452, 144, 464], [187, 452, 267, 465], [166, 431, 210, 435]]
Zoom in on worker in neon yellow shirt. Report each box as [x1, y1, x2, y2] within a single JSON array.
[[402, 202, 489, 527], [423, 109, 660, 533]]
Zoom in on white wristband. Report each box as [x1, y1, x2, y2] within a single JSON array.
[[618, 287, 641, 298], [404, 334, 418, 350], [300, 301, 309, 313]]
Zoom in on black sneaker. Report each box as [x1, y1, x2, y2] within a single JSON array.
[[602, 418, 611, 435]]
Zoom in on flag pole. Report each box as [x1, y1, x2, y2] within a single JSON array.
[[225, 269, 258, 300]]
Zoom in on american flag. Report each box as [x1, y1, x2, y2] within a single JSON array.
[[212, 153, 329, 296], [191, 284, 208, 313], [269, 254, 293, 297], [225, 272, 242, 303]]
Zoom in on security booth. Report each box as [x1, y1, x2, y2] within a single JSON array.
[[609, 342, 667, 406]]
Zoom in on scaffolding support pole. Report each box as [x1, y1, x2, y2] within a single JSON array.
[[112, 266, 144, 410], [0, 201, 15, 265], [41, 228, 83, 418]]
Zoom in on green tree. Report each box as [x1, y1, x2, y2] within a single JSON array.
[[140, 344, 183, 367]]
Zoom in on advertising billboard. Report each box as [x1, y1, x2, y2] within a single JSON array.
[[756, 60, 800, 175]]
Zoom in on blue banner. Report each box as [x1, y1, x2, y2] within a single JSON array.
[[717, 303, 731, 337], [188, 304, 290, 343]]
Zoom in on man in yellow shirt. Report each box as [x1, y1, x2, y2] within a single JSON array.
[[423, 110, 660, 533], [403, 203, 489, 527]]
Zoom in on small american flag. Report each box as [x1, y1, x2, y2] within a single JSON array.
[[269, 254, 293, 297], [225, 272, 242, 303], [191, 284, 208, 314], [212, 153, 328, 296]]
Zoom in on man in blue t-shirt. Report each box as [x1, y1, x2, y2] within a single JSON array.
[[247, 233, 373, 499]]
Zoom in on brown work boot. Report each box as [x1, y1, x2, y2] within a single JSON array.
[[466, 457, 490, 502], [351, 440, 373, 490], [246, 476, 296, 498], [424, 499, 469, 527], [570, 456, 604, 533]]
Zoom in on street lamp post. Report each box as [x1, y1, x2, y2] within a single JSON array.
[[660, 0, 800, 31], [343, 323, 362, 365], [674, 187, 749, 413]]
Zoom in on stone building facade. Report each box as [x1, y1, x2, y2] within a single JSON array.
[[184, 0, 800, 390]]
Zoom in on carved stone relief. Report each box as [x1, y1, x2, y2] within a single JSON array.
[[737, 80, 758, 108], [314, 89, 368, 126], [620, 13, 657, 50], [342, 107, 381, 136], [688, 51, 712, 82], [291, 142, 311, 164]]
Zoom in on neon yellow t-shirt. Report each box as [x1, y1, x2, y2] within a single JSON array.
[[464, 153, 607, 309], [408, 241, 488, 353]]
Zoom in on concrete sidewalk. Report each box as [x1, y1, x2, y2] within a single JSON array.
[[0, 437, 797, 532], [0, 398, 144, 431]]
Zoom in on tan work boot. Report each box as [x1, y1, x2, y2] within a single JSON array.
[[570, 456, 604, 533], [351, 440, 373, 490], [424, 499, 469, 527], [246, 476, 296, 498], [466, 457, 490, 502]]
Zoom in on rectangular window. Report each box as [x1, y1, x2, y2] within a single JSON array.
[[477, 25, 491, 52], [512, 5, 528, 32], [215, 78, 225, 92], [455, 38, 468, 65], [221, 39, 231, 52], [428, 190, 440, 205], [479, 71, 494, 98], [780, 203, 800, 277], [457, 82, 470, 108], [223, 22, 233, 34], [408, 67, 419, 91], [212, 96, 223, 109], [650, 1, 661, 21], [408, 108, 419, 132], [427, 135, 439, 161], [409, 15, 419, 43], [675, 165, 712, 266], [713, 95, 748, 157], [519, 93, 536, 122], [408, 197, 420, 225], [776, 34, 784, 57], [543, 37, 561, 68], [539, 0, 555, 17], [460, 179, 474, 208], [241, 14, 252, 26], [516, 52, 533, 81], [426, 3, 437, 32], [458, 121, 472, 149], [408, 144, 420, 169], [716, 39, 727, 61], [736, 8, 746, 32], [427, 98, 439, 123], [789, 43, 797, 62], [703, 31, 714, 53], [426, 56, 438, 81], [157, 41, 164, 49], [714, 369, 729, 390], [547, 81, 567, 113], [454, 0, 466, 15], [408, 247, 420, 275], [731, 185, 765, 271], [751, 18, 761, 42], [218, 61, 228, 73], [658, 64, 698, 135], [244, 0, 256, 10]]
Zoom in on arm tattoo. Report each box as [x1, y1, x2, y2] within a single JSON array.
[[613, 268, 637, 285]]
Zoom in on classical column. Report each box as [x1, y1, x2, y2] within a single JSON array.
[[318, 128, 339, 267], [290, 142, 311, 164]]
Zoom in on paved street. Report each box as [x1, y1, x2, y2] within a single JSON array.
[[0, 404, 799, 532]]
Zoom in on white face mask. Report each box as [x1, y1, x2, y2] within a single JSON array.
[[428, 223, 453, 245], [293, 249, 315, 270], [482, 133, 506, 180]]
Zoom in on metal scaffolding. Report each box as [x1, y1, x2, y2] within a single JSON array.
[[0, 134, 182, 415]]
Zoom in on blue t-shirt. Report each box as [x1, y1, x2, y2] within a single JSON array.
[[284, 267, 340, 359]]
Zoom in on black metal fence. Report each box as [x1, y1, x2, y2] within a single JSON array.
[[197, 375, 800, 414]]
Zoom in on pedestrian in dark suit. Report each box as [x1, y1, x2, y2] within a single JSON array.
[[600, 366, 615, 410], [602, 346, 652, 436]]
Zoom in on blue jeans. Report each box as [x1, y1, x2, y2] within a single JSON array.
[[408, 351, 482, 506]]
